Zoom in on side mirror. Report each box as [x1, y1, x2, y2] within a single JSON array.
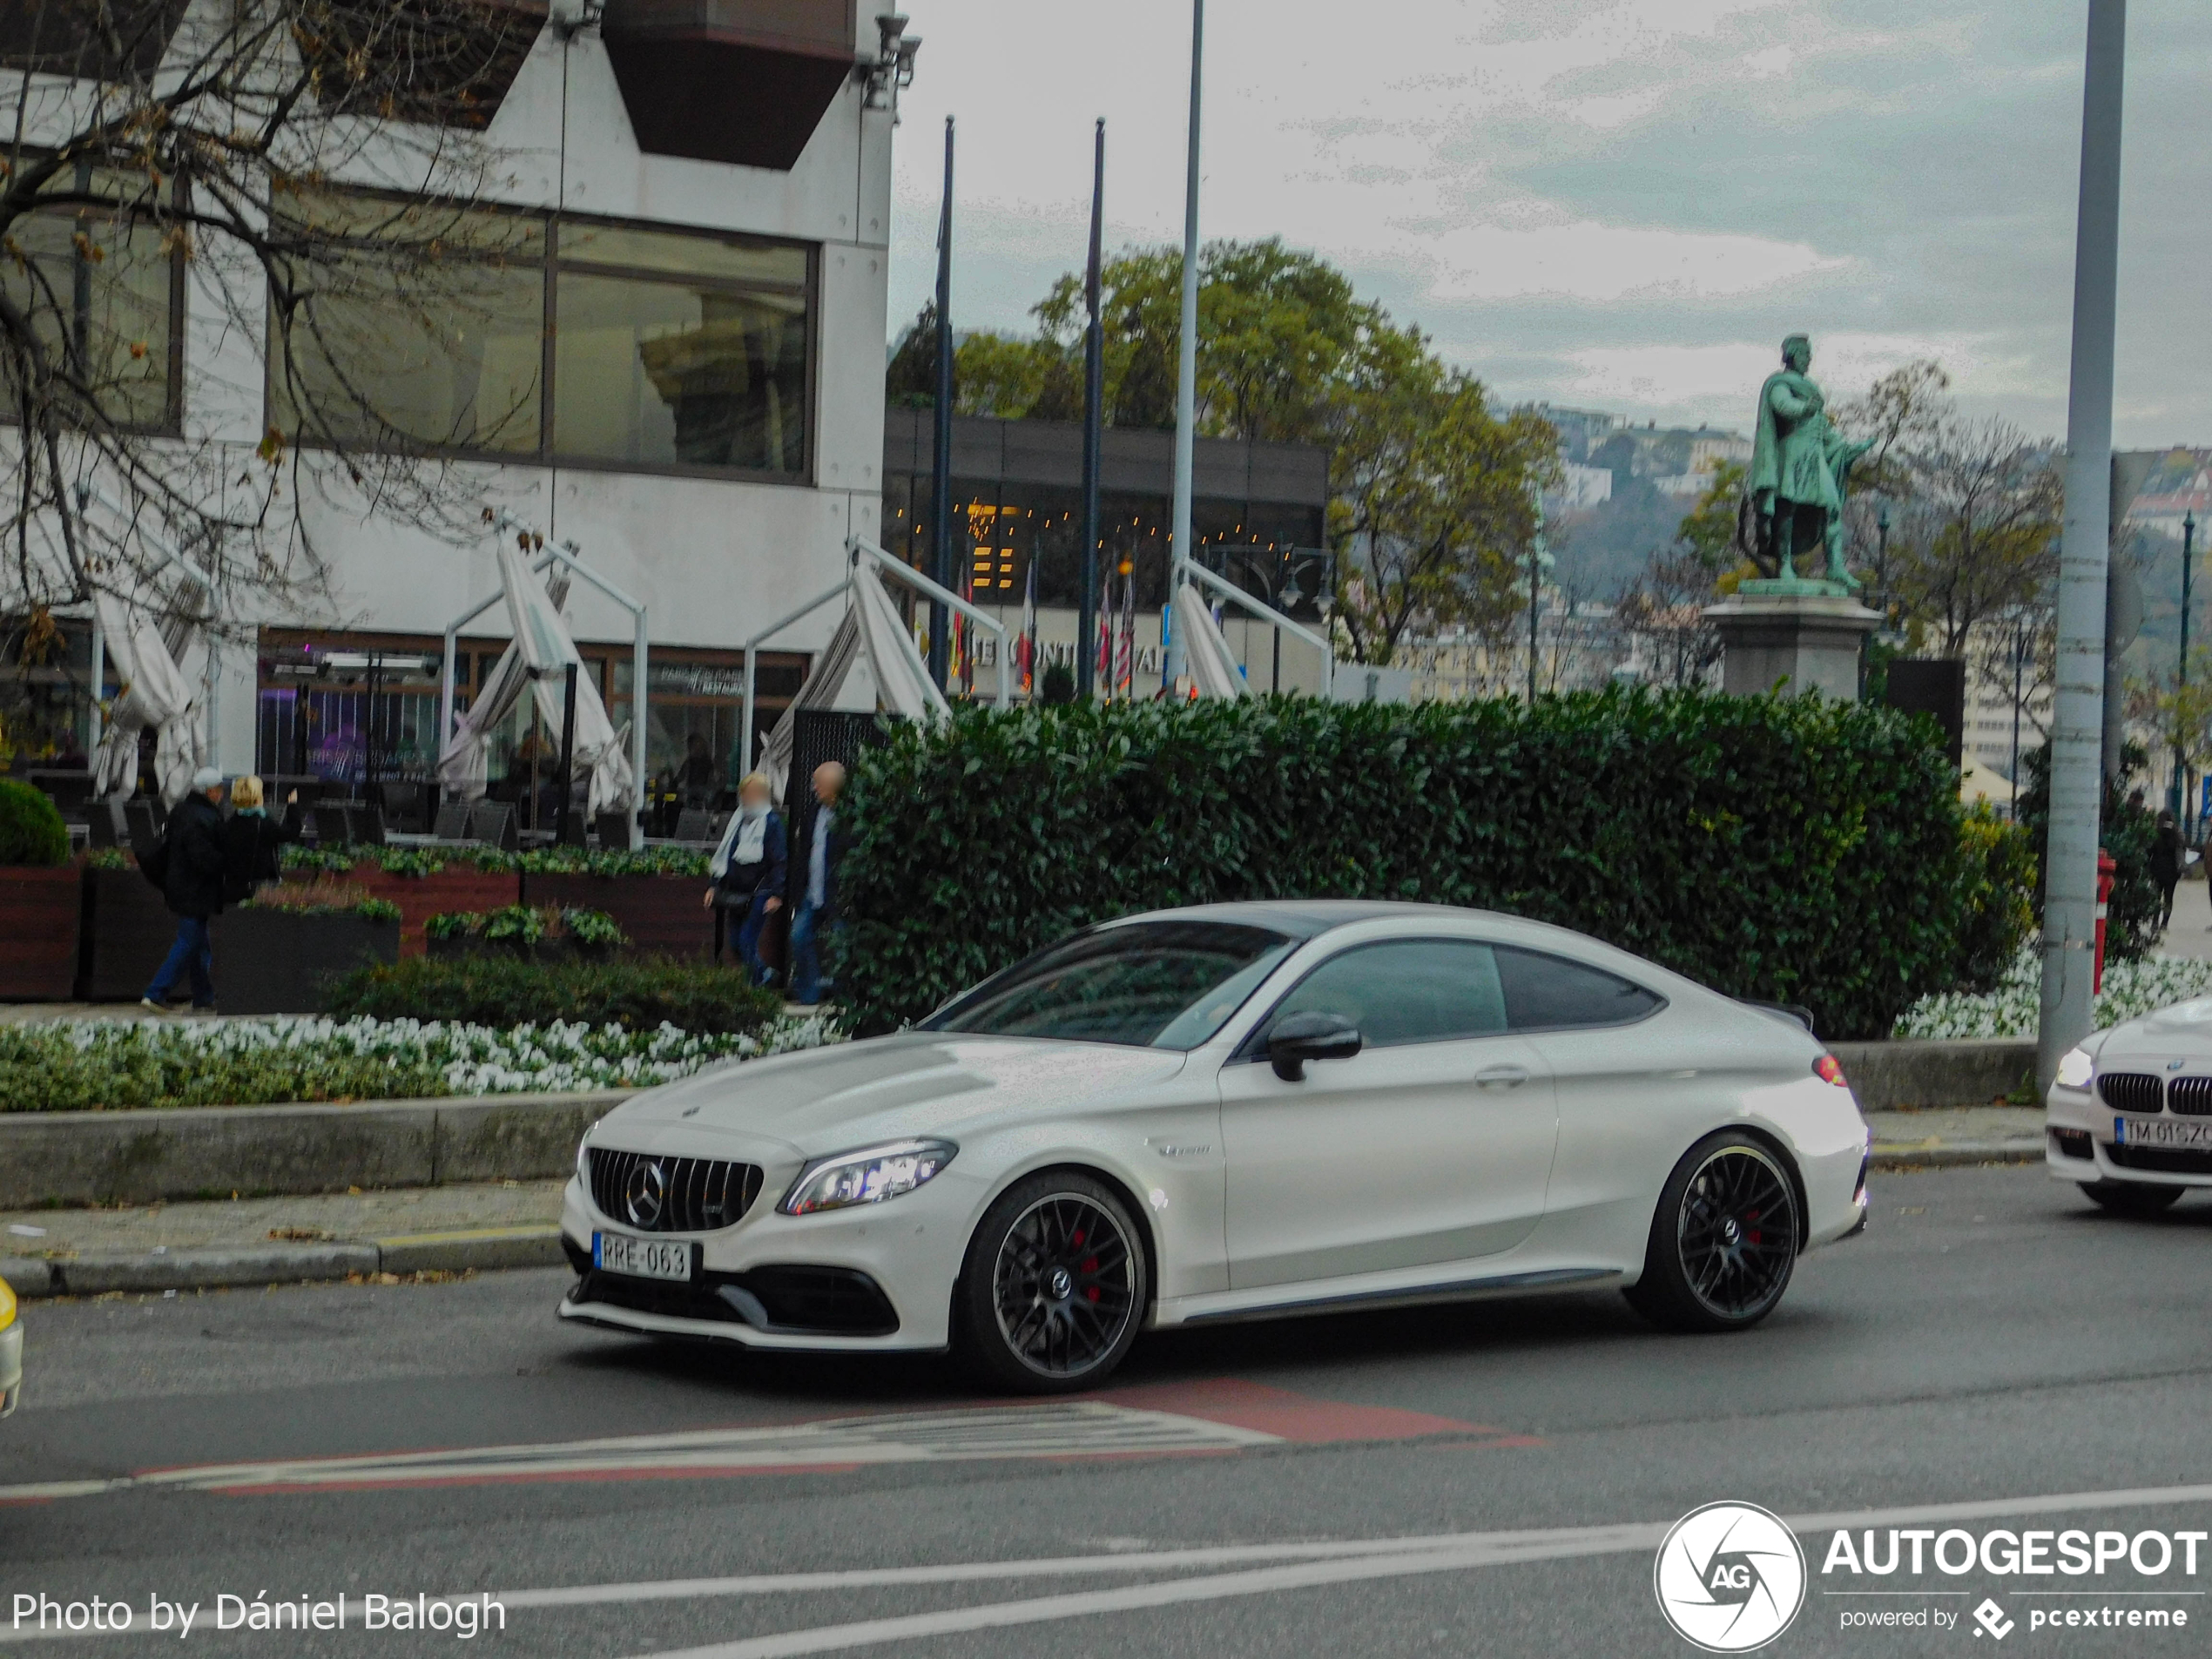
[[1267, 1010, 1363, 1082]]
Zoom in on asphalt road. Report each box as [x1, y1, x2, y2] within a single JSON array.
[[7, 1163, 2212, 1658]]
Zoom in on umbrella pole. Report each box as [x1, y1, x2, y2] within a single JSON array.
[[557, 662, 578, 847]]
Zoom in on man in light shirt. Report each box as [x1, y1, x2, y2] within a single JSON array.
[[789, 760, 846, 1006]]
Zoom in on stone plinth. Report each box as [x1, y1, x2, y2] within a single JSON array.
[[1703, 590, 1882, 700]]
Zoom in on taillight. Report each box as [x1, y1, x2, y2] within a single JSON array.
[[1814, 1054, 1848, 1088]]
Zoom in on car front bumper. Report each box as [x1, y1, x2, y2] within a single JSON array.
[[0, 1319, 20, 1417], [556, 1170, 981, 1353], [2045, 1082, 2212, 1186]]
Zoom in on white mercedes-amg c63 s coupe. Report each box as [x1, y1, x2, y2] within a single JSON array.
[[2047, 997, 2212, 1214], [558, 901, 1871, 1391]]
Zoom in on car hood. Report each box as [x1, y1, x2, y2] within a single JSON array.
[[2091, 997, 2212, 1062], [592, 1032, 1192, 1159]]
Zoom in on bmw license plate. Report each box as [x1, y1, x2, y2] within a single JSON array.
[[2114, 1116, 2212, 1149], [593, 1231, 693, 1282]]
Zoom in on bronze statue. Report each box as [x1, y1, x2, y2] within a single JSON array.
[[1742, 334, 1872, 590]]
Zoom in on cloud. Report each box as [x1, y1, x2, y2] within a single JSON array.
[[886, 0, 2208, 444], [1418, 221, 1849, 304]]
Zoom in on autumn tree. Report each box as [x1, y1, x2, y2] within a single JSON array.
[[1328, 327, 1556, 665], [0, 0, 543, 626]]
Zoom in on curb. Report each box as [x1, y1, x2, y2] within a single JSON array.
[[1, 1226, 567, 1299], [1870, 1139, 2045, 1170]]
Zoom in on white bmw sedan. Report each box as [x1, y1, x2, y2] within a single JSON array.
[[558, 902, 1871, 1392], [2047, 1000, 2212, 1214]]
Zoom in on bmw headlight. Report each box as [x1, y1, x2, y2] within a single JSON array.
[[0, 1277, 15, 1332], [779, 1140, 956, 1217], [2055, 1046, 2094, 1091]]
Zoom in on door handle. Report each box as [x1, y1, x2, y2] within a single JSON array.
[[1474, 1064, 1529, 1089]]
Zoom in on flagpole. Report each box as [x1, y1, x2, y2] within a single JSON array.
[[927, 117, 955, 691], [1161, 0, 1203, 696], [1077, 118, 1105, 702]]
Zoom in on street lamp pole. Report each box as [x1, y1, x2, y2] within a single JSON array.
[[1162, 0, 1203, 696], [2037, 0, 2128, 1095], [2181, 509, 2196, 833]]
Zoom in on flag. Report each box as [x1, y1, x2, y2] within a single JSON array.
[[1116, 567, 1135, 696], [1017, 561, 1038, 697], [1096, 576, 1113, 693]]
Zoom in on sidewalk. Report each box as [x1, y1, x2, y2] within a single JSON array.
[[1865, 1105, 2043, 1169], [2, 1179, 567, 1298]]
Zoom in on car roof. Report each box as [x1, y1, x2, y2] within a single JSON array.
[[1100, 899, 1513, 941]]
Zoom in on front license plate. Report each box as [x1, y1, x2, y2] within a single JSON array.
[[593, 1231, 693, 1282], [2114, 1116, 2212, 1149]]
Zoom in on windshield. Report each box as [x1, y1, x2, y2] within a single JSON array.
[[922, 921, 1297, 1049]]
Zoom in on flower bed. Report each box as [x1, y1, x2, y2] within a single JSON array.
[[426, 904, 627, 962], [1892, 948, 2212, 1040], [0, 1011, 841, 1111]]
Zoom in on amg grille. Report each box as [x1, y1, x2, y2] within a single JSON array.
[[588, 1148, 763, 1234], [2097, 1072, 2165, 1115], [2169, 1076, 2212, 1116], [2107, 1144, 2212, 1176]]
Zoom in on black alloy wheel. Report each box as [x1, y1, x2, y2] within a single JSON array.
[[2080, 1180, 2185, 1217], [956, 1171, 1146, 1393], [1627, 1132, 1800, 1333]]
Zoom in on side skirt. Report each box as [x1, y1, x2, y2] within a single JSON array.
[[1164, 1266, 1622, 1330]]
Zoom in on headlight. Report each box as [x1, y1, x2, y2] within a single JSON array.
[[0, 1277, 15, 1332], [779, 1140, 956, 1217], [2055, 1047, 2094, 1090]]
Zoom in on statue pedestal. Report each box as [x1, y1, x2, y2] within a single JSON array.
[[1703, 590, 1882, 700]]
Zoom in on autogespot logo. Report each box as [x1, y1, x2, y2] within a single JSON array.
[[1655, 1502, 1808, 1653]]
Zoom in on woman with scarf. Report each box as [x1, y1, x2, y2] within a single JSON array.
[[703, 772, 786, 985], [221, 775, 303, 905]]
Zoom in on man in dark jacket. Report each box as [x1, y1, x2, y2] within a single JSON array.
[[788, 760, 846, 1006], [2150, 809, 2186, 934], [141, 768, 229, 1013]]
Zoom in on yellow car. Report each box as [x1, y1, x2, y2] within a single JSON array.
[[0, 1274, 18, 1417]]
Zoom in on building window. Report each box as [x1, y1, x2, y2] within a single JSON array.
[[270, 199, 545, 455], [269, 200, 813, 481], [0, 172, 181, 432]]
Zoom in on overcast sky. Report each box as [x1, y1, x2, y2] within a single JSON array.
[[884, 0, 2207, 445]]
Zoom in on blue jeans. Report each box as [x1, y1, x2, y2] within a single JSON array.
[[788, 901, 838, 1005], [735, 891, 777, 987], [145, 914, 215, 1007]]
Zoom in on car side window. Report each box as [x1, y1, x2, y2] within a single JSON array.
[[1495, 946, 1663, 1032], [1261, 940, 1508, 1049]]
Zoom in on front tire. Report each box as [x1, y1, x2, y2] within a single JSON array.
[[1626, 1131, 1800, 1333], [2080, 1180, 2184, 1217], [955, 1172, 1147, 1393]]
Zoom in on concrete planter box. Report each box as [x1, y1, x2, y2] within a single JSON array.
[[212, 907, 401, 1014], [78, 864, 178, 1000], [0, 1090, 633, 1207], [0, 865, 82, 999], [349, 863, 522, 958], [525, 872, 709, 961]]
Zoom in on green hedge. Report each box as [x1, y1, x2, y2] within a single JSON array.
[[0, 778, 70, 866], [323, 955, 779, 1034], [838, 691, 2026, 1041]]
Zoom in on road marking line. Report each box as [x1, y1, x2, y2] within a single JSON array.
[[13, 1481, 2212, 1648], [0, 1403, 1279, 1503], [0, 1382, 1498, 1505], [620, 1480, 2212, 1659]]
